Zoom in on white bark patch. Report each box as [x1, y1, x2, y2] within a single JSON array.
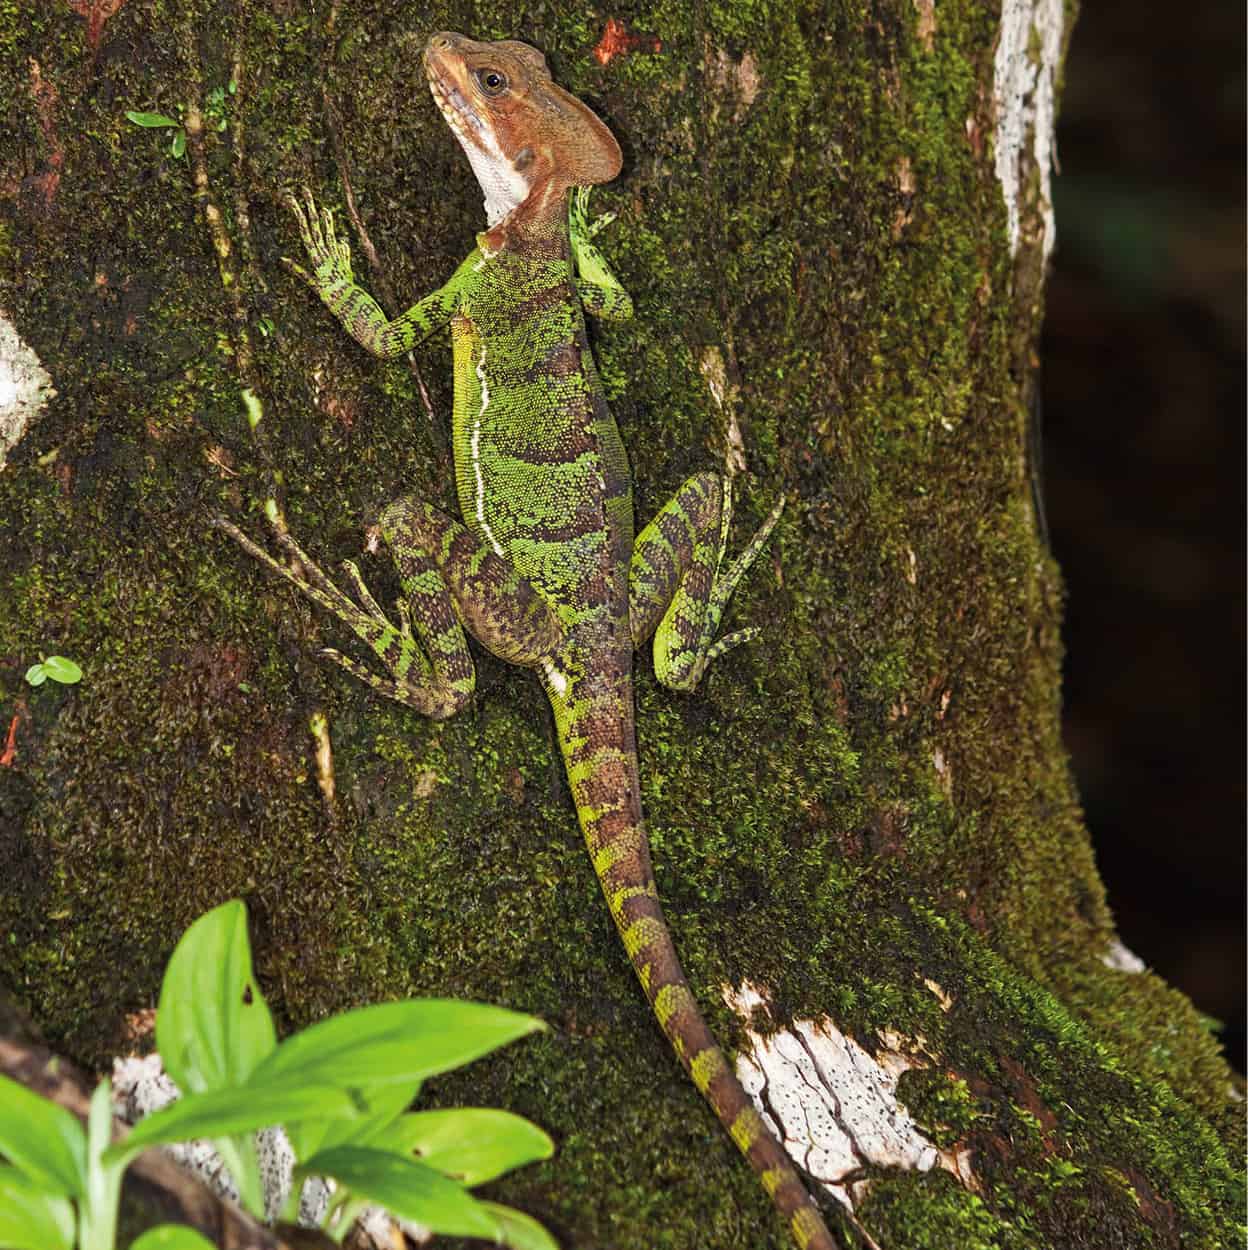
[[991, 0, 1064, 259], [113, 1052, 419, 1245], [1101, 938, 1147, 974], [725, 982, 979, 1211], [0, 312, 56, 471]]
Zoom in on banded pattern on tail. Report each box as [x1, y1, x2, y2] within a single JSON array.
[[555, 687, 840, 1250]]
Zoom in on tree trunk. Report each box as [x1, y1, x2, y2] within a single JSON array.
[[0, 3, 1239, 1249]]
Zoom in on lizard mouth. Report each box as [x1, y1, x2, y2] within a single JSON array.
[[424, 53, 489, 149]]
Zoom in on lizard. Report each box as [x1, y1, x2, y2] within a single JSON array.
[[216, 31, 839, 1250]]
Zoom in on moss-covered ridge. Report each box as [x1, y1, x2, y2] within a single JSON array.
[[0, 0, 1240, 1246]]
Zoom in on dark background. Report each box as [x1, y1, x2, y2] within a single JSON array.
[[1043, 1, 1245, 1069]]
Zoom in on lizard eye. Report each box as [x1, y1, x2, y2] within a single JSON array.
[[475, 68, 508, 96]]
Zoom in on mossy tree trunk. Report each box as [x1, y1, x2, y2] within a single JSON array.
[[0, 3, 1239, 1248]]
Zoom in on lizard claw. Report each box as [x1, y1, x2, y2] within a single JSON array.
[[283, 186, 353, 289], [301, 185, 324, 251]]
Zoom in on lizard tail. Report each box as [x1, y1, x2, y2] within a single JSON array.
[[557, 700, 841, 1250]]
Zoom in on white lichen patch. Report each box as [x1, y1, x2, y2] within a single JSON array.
[[0, 311, 56, 470], [725, 982, 980, 1210], [991, 0, 1065, 258], [113, 1052, 416, 1246], [1101, 938, 1147, 974]]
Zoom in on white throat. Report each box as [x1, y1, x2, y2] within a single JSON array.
[[461, 133, 530, 227]]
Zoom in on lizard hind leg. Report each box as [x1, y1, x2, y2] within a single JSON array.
[[378, 497, 562, 669], [629, 473, 784, 691], [214, 499, 559, 720]]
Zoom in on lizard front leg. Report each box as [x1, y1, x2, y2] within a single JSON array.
[[569, 187, 633, 321], [215, 500, 560, 719], [285, 188, 481, 358], [629, 473, 784, 691]]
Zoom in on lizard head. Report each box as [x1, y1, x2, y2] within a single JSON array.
[[424, 31, 622, 229]]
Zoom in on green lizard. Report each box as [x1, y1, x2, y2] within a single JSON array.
[[217, 32, 838, 1250]]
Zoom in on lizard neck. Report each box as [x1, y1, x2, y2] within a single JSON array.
[[480, 175, 569, 257]]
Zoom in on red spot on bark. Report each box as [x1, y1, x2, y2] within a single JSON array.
[[66, 0, 127, 54], [593, 18, 661, 67]]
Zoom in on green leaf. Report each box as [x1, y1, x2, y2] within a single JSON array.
[[369, 1109, 553, 1186], [481, 1201, 561, 1250], [170, 130, 187, 158], [0, 1075, 85, 1196], [299, 1146, 499, 1240], [102, 1082, 361, 1167], [209, 1133, 265, 1219], [251, 1000, 542, 1094], [24, 665, 47, 687], [0, 1167, 75, 1250], [126, 111, 179, 128], [39, 656, 82, 684], [79, 1081, 124, 1250], [129, 1225, 218, 1250], [156, 899, 275, 1097], [283, 1079, 417, 1165]]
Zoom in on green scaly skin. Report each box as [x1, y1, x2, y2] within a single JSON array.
[[217, 32, 837, 1250]]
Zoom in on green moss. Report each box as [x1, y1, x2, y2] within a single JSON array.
[[896, 1068, 983, 1147], [860, 1172, 1019, 1250]]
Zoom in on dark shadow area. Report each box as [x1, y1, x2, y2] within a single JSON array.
[[1043, 0, 1245, 1070]]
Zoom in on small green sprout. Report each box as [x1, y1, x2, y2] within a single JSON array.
[[125, 110, 187, 160], [25, 656, 83, 687]]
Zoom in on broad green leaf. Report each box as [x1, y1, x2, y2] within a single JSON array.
[[126, 111, 178, 128], [40, 656, 82, 684], [251, 1000, 543, 1093], [482, 1201, 561, 1250], [370, 1109, 553, 1186], [299, 1145, 499, 1240], [102, 1082, 360, 1167], [170, 130, 186, 159], [0, 1167, 74, 1250], [0, 1075, 84, 1196], [129, 1225, 218, 1250], [284, 1079, 417, 1164], [156, 899, 275, 1096], [24, 664, 47, 687]]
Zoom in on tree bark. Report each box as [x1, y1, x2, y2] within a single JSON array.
[[0, 3, 1239, 1249]]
